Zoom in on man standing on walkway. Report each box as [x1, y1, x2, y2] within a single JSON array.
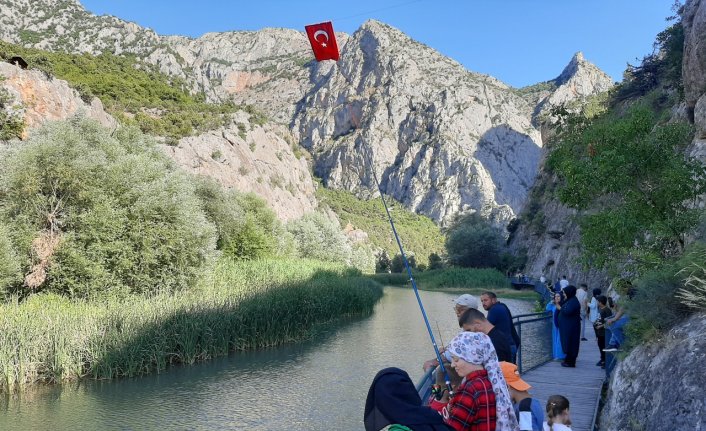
[[559, 275, 570, 290], [480, 291, 520, 364]]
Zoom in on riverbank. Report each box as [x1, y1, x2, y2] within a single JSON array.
[[0, 258, 382, 393], [369, 268, 538, 300]]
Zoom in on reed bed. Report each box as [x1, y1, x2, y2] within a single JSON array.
[[0, 258, 382, 393], [370, 267, 510, 290]]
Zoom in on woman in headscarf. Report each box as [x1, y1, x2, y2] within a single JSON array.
[[555, 285, 581, 367], [364, 367, 453, 431], [444, 331, 520, 431], [545, 293, 565, 361]]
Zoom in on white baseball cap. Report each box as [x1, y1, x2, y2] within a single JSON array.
[[453, 294, 479, 310]]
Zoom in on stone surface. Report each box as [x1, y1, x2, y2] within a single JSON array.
[[682, 0, 706, 114], [599, 313, 706, 431], [0, 0, 614, 227], [0, 61, 117, 137]]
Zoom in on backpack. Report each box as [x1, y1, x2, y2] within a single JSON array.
[[517, 398, 535, 431]]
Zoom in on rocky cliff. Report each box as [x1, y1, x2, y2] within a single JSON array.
[[0, 0, 614, 227], [0, 61, 317, 220], [599, 313, 706, 431]]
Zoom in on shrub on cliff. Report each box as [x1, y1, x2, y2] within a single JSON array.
[[287, 212, 352, 265], [193, 177, 292, 260], [0, 117, 217, 298], [0, 223, 20, 291]]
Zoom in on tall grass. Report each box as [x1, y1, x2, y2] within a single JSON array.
[[0, 258, 382, 392], [370, 268, 510, 290]]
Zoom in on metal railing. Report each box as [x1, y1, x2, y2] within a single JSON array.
[[513, 311, 553, 374]]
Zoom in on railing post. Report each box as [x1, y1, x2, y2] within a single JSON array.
[[517, 320, 523, 374]]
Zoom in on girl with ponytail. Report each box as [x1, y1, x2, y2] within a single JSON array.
[[542, 395, 571, 431]]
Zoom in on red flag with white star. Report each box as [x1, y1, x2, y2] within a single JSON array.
[[305, 21, 340, 61]]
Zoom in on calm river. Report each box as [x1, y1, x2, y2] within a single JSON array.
[[0, 287, 534, 430]]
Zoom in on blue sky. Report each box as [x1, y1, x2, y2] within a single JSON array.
[[78, 0, 676, 88]]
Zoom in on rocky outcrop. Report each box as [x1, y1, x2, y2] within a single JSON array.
[[0, 61, 117, 137], [599, 313, 706, 431], [293, 20, 543, 225], [0, 0, 614, 228], [0, 61, 317, 219], [163, 112, 317, 221], [507, 171, 609, 288], [683, 0, 706, 120]]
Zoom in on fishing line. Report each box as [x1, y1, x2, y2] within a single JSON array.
[[371, 169, 454, 399]]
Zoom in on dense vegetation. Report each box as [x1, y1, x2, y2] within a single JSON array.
[[544, 14, 706, 347], [0, 258, 382, 391], [370, 267, 510, 291], [316, 186, 445, 267], [0, 40, 264, 141], [0, 85, 24, 140]]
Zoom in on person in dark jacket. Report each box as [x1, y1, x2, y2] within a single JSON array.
[[364, 367, 453, 431], [458, 308, 513, 363], [554, 285, 581, 367]]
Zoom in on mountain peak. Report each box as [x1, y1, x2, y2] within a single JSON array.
[[555, 51, 610, 87]]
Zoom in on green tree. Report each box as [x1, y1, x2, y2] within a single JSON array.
[[376, 249, 391, 273], [428, 252, 443, 270], [0, 223, 20, 291], [390, 254, 405, 273], [445, 213, 503, 269], [0, 117, 217, 297], [548, 105, 706, 274], [287, 212, 351, 264]]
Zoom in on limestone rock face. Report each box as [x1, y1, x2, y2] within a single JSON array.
[[0, 61, 117, 137], [0, 0, 614, 227], [599, 313, 706, 431], [683, 0, 706, 119], [507, 172, 609, 289], [163, 113, 317, 221], [293, 20, 543, 225]]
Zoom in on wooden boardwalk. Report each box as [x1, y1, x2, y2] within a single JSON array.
[[521, 326, 605, 431]]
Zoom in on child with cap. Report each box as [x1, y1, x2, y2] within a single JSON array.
[[499, 362, 543, 431]]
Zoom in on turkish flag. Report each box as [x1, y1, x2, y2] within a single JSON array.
[[305, 21, 340, 61]]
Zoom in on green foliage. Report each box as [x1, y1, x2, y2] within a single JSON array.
[[390, 253, 417, 273], [548, 105, 706, 275], [0, 87, 24, 141], [376, 249, 391, 273], [615, 21, 684, 101], [428, 252, 443, 270], [0, 117, 217, 298], [371, 267, 509, 290], [445, 213, 503, 269], [316, 187, 444, 267], [0, 223, 20, 290], [624, 243, 702, 347], [676, 242, 706, 311], [193, 177, 288, 260], [0, 258, 383, 391], [0, 40, 268, 140], [287, 212, 352, 264]]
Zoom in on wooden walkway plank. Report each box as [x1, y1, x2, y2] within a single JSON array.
[[520, 328, 605, 431]]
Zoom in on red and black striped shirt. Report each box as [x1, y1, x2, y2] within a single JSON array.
[[443, 369, 497, 431]]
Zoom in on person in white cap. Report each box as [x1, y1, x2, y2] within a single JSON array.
[[453, 294, 479, 318], [423, 294, 480, 411]]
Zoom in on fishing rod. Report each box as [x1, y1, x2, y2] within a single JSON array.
[[372, 170, 454, 399]]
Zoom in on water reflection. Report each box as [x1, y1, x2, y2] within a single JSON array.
[[0, 288, 533, 430]]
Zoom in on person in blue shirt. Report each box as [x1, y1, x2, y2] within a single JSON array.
[[500, 361, 544, 431], [480, 291, 520, 364], [545, 293, 566, 361]]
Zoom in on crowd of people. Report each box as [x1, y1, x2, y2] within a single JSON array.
[[543, 275, 628, 368], [364, 290, 580, 431]]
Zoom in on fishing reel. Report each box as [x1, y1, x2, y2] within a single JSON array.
[[430, 384, 449, 401]]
